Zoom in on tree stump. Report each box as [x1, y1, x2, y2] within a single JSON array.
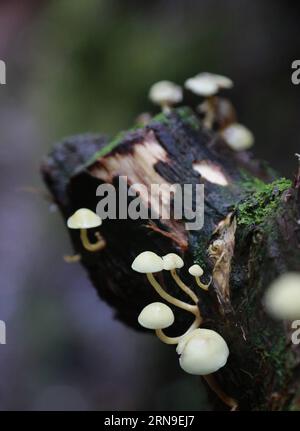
[[41, 107, 300, 411]]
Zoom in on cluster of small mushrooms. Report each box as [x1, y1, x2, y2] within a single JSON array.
[[132, 251, 237, 410], [149, 72, 254, 151]]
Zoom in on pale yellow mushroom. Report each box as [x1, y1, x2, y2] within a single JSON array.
[[137, 301, 200, 346], [177, 328, 237, 410], [67, 208, 106, 252], [185, 72, 233, 97], [264, 272, 300, 320], [148, 81, 183, 114], [177, 328, 229, 373], [188, 264, 211, 291], [221, 123, 254, 151]]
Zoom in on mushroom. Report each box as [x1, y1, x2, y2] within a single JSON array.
[[162, 253, 184, 271], [197, 96, 236, 130], [177, 328, 229, 374], [221, 123, 254, 151], [67, 208, 106, 252], [264, 272, 300, 320], [184, 72, 233, 98], [148, 80, 183, 113], [188, 264, 211, 291], [177, 328, 237, 410], [138, 300, 200, 346], [163, 253, 198, 304], [185, 73, 234, 130], [138, 302, 174, 330], [132, 251, 197, 315]]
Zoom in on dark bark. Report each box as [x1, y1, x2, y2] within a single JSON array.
[[41, 107, 300, 411]]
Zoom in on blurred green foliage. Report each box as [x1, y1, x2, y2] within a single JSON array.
[[32, 0, 231, 140]]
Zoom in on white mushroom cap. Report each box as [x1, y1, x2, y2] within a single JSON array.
[[264, 272, 300, 320], [162, 253, 184, 270], [149, 81, 183, 107], [221, 123, 254, 151], [131, 251, 164, 273], [185, 73, 233, 97], [67, 208, 102, 229], [177, 328, 229, 375], [207, 73, 233, 89], [185, 75, 218, 97], [188, 264, 204, 277], [138, 302, 175, 329]]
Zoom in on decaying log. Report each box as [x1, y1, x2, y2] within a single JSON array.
[[41, 107, 300, 411]]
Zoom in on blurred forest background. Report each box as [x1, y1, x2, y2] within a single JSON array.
[[0, 0, 299, 410]]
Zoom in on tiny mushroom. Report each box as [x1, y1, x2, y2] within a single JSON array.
[[137, 301, 200, 346], [163, 253, 198, 305], [177, 328, 229, 374], [132, 251, 164, 274], [188, 264, 203, 278], [162, 253, 184, 271], [264, 272, 300, 320], [132, 251, 198, 315], [67, 208, 106, 252], [148, 80, 183, 113], [185, 72, 233, 98], [138, 302, 174, 330], [198, 96, 236, 130], [221, 123, 254, 151], [189, 264, 211, 291]]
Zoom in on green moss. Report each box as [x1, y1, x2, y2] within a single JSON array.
[[84, 124, 144, 167], [194, 238, 209, 270], [151, 111, 169, 125], [83, 132, 124, 167], [150, 106, 201, 130], [176, 106, 201, 130], [236, 178, 292, 227], [238, 170, 268, 193]]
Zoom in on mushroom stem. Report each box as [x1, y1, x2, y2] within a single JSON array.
[[202, 374, 238, 411], [161, 104, 171, 114], [80, 228, 106, 252], [146, 273, 198, 315], [63, 253, 81, 263], [204, 95, 218, 129], [170, 269, 199, 304], [155, 312, 201, 345], [194, 276, 212, 291]]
